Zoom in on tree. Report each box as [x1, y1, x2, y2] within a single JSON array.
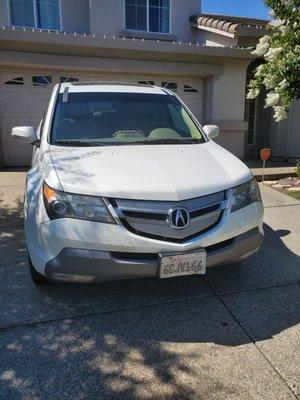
[[247, 0, 300, 122]]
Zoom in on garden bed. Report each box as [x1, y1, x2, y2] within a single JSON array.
[[263, 177, 300, 201]]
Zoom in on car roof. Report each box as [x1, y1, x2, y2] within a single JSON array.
[[59, 82, 169, 95]]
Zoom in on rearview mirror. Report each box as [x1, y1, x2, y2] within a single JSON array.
[[203, 125, 220, 139], [11, 126, 39, 145]]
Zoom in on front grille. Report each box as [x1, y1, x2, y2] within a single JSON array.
[[109, 191, 228, 243]]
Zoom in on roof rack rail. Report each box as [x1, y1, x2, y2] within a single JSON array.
[[70, 81, 155, 87]]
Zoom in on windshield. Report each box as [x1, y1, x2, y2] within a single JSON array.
[[50, 92, 206, 146]]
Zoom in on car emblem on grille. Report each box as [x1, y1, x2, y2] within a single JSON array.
[[168, 208, 190, 229]]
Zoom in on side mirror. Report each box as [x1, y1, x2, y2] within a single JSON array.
[[11, 126, 39, 145], [203, 125, 220, 139]]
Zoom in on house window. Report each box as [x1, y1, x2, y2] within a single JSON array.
[[184, 85, 199, 93], [162, 81, 177, 92], [138, 80, 155, 86], [9, 0, 61, 30], [125, 0, 170, 33], [4, 77, 24, 85], [60, 77, 79, 83], [32, 75, 52, 86]]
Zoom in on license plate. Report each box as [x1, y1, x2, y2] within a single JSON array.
[[159, 250, 206, 279]]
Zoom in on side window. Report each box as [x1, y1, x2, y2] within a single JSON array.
[[167, 102, 201, 139], [167, 103, 187, 133]]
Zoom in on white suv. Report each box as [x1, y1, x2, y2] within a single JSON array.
[[12, 83, 264, 284]]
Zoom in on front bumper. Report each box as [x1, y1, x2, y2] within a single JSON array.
[[45, 227, 263, 283]]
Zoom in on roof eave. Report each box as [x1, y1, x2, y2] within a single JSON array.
[[0, 27, 255, 61]]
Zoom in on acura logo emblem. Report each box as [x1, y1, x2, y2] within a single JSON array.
[[168, 208, 190, 229]]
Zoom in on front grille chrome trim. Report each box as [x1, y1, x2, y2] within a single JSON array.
[[107, 192, 228, 242]]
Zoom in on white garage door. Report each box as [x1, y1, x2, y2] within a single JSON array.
[[0, 71, 203, 166]]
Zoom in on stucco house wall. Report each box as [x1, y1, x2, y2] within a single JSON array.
[[210, 60, 250, 157], [0, 1, 9, 26], [61, 0, 90, 34], [196, 31, 238, 47]]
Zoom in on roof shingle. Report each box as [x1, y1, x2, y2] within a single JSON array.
[[190, 13, 269, 36]]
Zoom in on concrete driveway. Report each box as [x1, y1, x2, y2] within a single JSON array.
[[0, 169, 299, 400]]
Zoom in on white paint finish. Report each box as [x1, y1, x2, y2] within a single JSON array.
[[62, 83, 167, 94], [49, 141, 251, 201], [203, 125, 219, 139], [11, 126, 38, 143], [27, 195, 263, 273], [22, 82, 263, 274]]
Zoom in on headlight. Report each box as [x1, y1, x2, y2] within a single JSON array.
[[231, 178, 262, 212], [43, 182, 115, 223]]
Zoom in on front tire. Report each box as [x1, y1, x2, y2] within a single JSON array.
[[28, 252, 49, 285]]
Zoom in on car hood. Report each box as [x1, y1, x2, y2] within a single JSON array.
[[49, 142, 251, 201]]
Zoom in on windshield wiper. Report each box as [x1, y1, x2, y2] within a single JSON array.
[[52, 140, 106, 147], [144, 138, 200, 145]]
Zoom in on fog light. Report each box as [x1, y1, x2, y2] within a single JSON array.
[[51, 272, 95, 283]]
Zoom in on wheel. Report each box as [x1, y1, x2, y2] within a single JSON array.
[[28, 252, 49, 285]]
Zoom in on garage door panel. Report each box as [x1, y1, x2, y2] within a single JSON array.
[[4, 143, 33, 166], [1, 98, 28, 116], [31, 98, 49, 115], [1, 94, 49, 117]]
